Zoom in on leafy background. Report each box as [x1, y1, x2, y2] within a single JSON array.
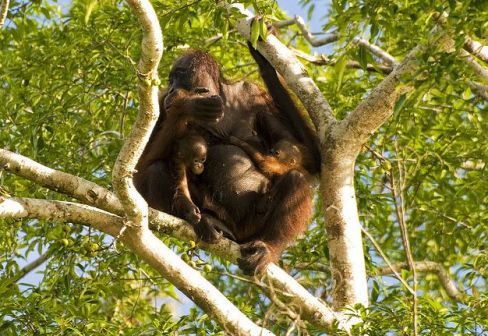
[[0, 0, 486, 334]]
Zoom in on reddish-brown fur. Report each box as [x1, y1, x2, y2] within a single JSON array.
[[134, 46, 320, 274]]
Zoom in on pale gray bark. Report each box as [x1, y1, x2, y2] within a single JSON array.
[[0, 0, 9, 27], [225, 4, 336, 143], [464, 36, 488, 63], [0, 149, 123, 215], [459, 48, 488, 81], [112, 0, 163, 225], [293, 15, 339, 47], [353, 37, 398, 66], [266, 265, 352, 331], [1, 148, 342, 331], [0, 197, 273, 336], [124, 229, 274, 336], [320, 149, 369, 308], [0, 197, 124, 236]]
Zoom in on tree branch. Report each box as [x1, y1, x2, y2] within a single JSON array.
[[338, 44, 420, 150], [0, 196, 273, 335], [11, 248, 55, 283], [223, 3, 336, 143], [293, 15, 339, 47], [275, 16, 397, 66], [0, 197, 124, 237], [149, 211, 349, 332], [1, 149, 342, 331], [0, 0, 9, 27], [112, 0, 163, 226], [466, 80, 488, 101], [0, 148, 123, 215], [458, 48, 488, 82], [376, 261, 467, 303], [124, 229, 274, 336], [437, 25, 488, 81], [353, 37, 398, 66], [464, 36, 488, 63], [265, 265, 352, 333], [293, 48, 393, 74]]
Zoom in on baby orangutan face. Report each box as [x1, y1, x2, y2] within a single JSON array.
[[270, 140, 303, 168], [177, 134, 207, 175]]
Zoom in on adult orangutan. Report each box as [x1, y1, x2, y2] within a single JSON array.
[[134, 46, 321, 274]]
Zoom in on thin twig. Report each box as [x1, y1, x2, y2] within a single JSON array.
[[361, 226, 415, 295], [390, 144, 418, 336], [353, 37, 398, 66], [376, 261, 467, 303], [293, 48, 393, 74], [277, 15, 397, 66], [293, 15, 339, 47], [11, 249, 55, 283], [204, 30, 236, 45]]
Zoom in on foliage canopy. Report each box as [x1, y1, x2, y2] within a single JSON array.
[[0, 0, 486, 334]]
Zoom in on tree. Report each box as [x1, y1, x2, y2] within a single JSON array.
[[0, 0, 487, 334]]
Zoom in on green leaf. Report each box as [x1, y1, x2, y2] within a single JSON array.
[[393, 93, 407, 115], [259, 19, 268, 41], [250, 19, 260, 49], [372, 280, 380, 302], [358, 44, 368, 70], [84, 0, 98, 25], [335, 55, 347, 92], [307, 4, 315, 21], [370, 23, 379, 40]]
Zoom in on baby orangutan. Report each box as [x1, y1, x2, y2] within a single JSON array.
[[173, 133, 238, 241], [227, 136, 312, 177], [172, 132, 207, 225]]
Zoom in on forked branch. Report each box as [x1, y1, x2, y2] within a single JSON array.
[[338, 45, 420, 151], [112, 0, 163, 225], [0, 196, 274, 336], [0, 148, 123, 215], [0, 148, 342, 332]]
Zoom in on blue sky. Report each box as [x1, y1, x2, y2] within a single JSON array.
[[277, 0, 330, 32]]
